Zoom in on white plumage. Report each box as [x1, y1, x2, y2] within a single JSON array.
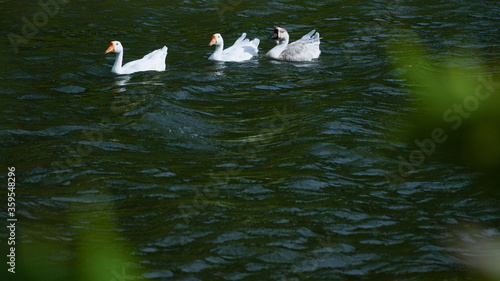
[[266, 27, 321, 61], [105, 41, 168, 74], [208, 33, 260, 62]]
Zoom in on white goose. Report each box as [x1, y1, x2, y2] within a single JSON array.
[[208, 33, 260, 62], [266, 27, 321, 61], [105, 41, 168, 74]]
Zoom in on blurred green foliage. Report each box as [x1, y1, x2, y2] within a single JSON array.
[[1, 197, 142, 281], [385, 28, 500, 170]]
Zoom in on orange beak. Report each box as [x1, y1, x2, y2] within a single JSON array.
[[105, 42, 115, 53], [209, 35, 217, 46]]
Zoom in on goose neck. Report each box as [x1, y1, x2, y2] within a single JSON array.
[[112, 50, 123, 74], [211, 43, 224, 60]]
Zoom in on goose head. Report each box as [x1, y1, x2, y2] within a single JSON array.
[[268, 27, 289, 44], [209, 34, 223, 47], [105, 41, 123, 54]]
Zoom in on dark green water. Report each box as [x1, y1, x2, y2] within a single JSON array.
[[1, 0, 500, 280]]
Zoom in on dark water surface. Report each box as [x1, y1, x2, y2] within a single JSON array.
[[1, 0, 500, 280]]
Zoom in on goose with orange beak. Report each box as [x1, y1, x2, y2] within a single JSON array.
[[208, 33, 260, 62], [105, 41, 168, 74]]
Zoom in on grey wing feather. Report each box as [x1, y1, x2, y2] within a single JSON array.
[[280, 30, 321, 61]]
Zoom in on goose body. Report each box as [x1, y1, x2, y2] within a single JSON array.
[[209, 33, 260, 62], [266, 27, 321, 62], [105, 41, 168, 74]]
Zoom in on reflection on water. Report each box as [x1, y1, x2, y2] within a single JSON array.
[[210, 61, 228, 76], [114, 75, 132, 87], [1, 0, 500, 280]]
